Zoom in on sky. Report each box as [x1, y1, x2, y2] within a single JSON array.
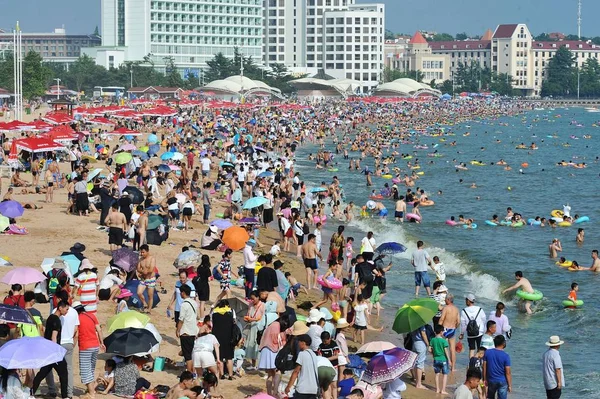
[[0, 0, 599, 38]]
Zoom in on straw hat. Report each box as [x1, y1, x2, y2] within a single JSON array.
[[545, 335, 564, 346], [336, 318, 350, 329], [291, 321, 309, 336]]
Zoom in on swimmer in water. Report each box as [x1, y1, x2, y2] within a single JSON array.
[[470, 182, 477, 188]]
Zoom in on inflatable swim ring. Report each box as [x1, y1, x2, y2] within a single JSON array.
[[527, 218, 541, 226], [470, 161, 486, 166], [317, 276, 343, 290], [416, 172, 425, 175], [463, 224, 478, 229], [328, 168, 338, 172], [406, 213, 421, 222], [403, 156, 412, 160], [562, 300, 584, 308], [392, 178, 401, 184], [574, 216, 589, 224], [296, 314, 307, 322], [485, 220, 498, 226], [369, 195, 384, 200], [550, 210, 564, 218], [410, 166, 421, 170], [446, 220, 457, 226], [313, 215, 328, 224], [556, 261, 573, 267], [420, 200, 434, 206], [516, 289, 543, 301], [551, 217, 564, 223], [558, 221, 572, 227], [511, 222, 524, 228], [382, 174, 393, 179]]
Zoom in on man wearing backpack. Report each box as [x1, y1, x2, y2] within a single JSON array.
[[459, 293, 487, 358]]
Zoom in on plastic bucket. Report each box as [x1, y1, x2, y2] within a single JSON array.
[[154, 357, 165, 372]]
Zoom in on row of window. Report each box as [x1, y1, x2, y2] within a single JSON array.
[[423, 71, 444, 80], [318, 35, 381, 44], [151, 14, 262, 24], [325, 62, 381, 71], [307, 0, 349, 7], [422, 60, 444, 69], [150, 1, 261, 13], [150, 24, 261, 35], [14, 39, 91, 45], [151, 34, 261, 46], [24, 45, 82, 51], [150, 44, 261, 57], [321, 26, 379, 34]]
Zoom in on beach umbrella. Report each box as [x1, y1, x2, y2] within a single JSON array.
[[392, 298, 438, 334], [0, 201, 24, 218], [0, 257, 13, 267], [119, 143, 136, 152], [123, 186, 144, 204], [254, 146, 266, 153], [310, 187, 328, 193], [222, 226, 250, 251], [361, 347, 417, 385], [174, 250, 202, 269], [257, 171, 274, 178], [139, 146, 150, 153], [133, 150, 149, 160], [239, 217, 260, 225], [107, 311, 150, 333], [0, 216, 10, 231], [86, 168, 103, 182], [246, 394, 277, 399], [0, 337, 67, 369], [147, 134, 158, 143], [157, 164, 172, 173], [356, 341, 396, 357], [113, 152, 132, 164], [0, 304, 35, 325], [131, 322, 162, 356], [147, 145, 160, 156], [172, 152, 184, 161], [375, 242, 407, 254], [104, 327, 159, 357], [219, 161, 234, 168], [112, 247, 139, 272], [147, 214, 165, 230], [59, 254, 81, 275], [160, 152, 174, 161], [169, 165, 181, 171], [1, 267, 46, 285], [243, 196, 268, 210], [210, 219, 233, 229]]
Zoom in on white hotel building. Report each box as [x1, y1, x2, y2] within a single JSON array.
[[85, 0, 264, 76]]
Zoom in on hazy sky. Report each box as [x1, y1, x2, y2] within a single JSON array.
[[0, 0, 598, 38]]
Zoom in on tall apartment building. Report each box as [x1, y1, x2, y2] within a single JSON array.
[[0, 28, 100, 65], [263, 0, 384, 92], [86, 0, 263, 75]]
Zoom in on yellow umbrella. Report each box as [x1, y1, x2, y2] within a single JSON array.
[[107, 310, 150, 333], [139, 146, 149, 153]]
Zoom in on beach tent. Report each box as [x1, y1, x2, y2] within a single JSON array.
[[8, 137, 67, 165]]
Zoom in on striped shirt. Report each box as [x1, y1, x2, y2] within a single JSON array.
[[75, 271, 99, 313]]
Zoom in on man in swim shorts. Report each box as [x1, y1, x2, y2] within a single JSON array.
[[302, 233, 323, 290], [137, 244, 157, 313], [395, 196, 406, 222], [104, 203, 127, 252], [439, 293, 460, 371], [374, 202, 387, 218]]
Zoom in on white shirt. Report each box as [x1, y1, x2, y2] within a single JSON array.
[[361, 237, 376, 253], [60, 307, 80, 345], [99, 274, 122, 290], [314, 229, 322, 251], [243, 245, 258, 269], [307, 324, 323, 351], [460, 306, 487, 337], [269, 245, 281, 256], [200, 157, 211, 171], [382, 378, 407, 399], [453, 384, 473, 399]]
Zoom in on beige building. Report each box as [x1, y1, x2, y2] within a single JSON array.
[[384, 38, 408, 70], [399, 32, 450, 85]]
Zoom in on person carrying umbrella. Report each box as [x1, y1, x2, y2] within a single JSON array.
[[31, 301, 70, 399]]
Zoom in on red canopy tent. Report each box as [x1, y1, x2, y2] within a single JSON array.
[[88, 117, 116, 125], [42, 113, 76, 124], [41, 125, 78, 143], [7, 137, 67, 163], [107, 127, 142, 136]]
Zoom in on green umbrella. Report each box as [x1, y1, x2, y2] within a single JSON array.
[[114, 152, 133, 164], [0, 216, 8, 232], [392, 298, 439, 334]]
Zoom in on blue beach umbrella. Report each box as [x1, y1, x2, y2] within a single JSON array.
[[59, 254, 81, 275], [257, 171, 274, 178], [243, 197, 269, 210], [375, 242, 407, 254], [133, 150, 149, 160], [210, 219, 233, 229], [309, 187, 328, 193], [160, 152, 174, 161], [148, 134, 158, 143], [157, 164, 172, 173], [148, 144, 160, 155]]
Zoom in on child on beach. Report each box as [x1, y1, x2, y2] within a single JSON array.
[[432, 256, 446, 282], [468, 346, 486, 398], [269, 240, 281, 257], [312, 262, 338, 309], [345, 237, 355, 273], [338, 368, 356, 399], [96, 359, 116, 394], [429, 324, 451, 394], [567, 282, 579, 306], [352, 294, 383, 345], [285, 272, 309, 300]]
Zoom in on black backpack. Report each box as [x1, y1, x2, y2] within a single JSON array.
[[424, 323, 435, 342], [230, 323, 242, 347], [275, 338, 297, 372], [464, 308, 482, 337], [302, 222, 310, 235]]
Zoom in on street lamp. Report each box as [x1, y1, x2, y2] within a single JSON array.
[[54, 78, 61, 99], [130, 69, 133, 88]]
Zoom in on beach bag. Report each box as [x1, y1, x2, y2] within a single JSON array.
[[212, 266, 223, 281], [134, 389, 158, 399], [302, 222, 310, 235], [275, 340, 297, 372], [47, 269, 67, 295], [464, 308, 481, 337]]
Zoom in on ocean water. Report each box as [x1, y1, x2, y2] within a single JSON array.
[[295, 106, 600, 398]]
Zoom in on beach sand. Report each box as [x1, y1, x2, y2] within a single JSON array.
[[0, 142, 451, 399]]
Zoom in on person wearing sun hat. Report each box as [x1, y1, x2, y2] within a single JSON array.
[[542, 336, 565, 399], [74, 258, 99, 314], [307, 309, 326, 351]]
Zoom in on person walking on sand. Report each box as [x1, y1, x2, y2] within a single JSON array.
[[502, 271, 535, 314], [459, 294, 486, 358], [136, 244, 157, 313], [105, 204, 127, 252], [302, 233, 323, 290], [438, 293, 460, 372], [411, 240, 432, 296], [542, 335, 565, 399]]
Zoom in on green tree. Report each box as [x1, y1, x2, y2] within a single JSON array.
[[69, 54, 97, 92], [534, 33, 553, 41], [541, 46, 577, 97], [0, 53, 15, 92], [439, 79, 453, 94], [430, 33, 454, 42], [455, 32, 468, 41], [385, 29, 396, 40], [382, 67, 424, 83], [163, 56, 184, 87], [205, 52, 233, 82], [579, 57, 600, 97], [490, 73, 514, 96], [454, 61, 482, 92], [22, 52, 52, 99]]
